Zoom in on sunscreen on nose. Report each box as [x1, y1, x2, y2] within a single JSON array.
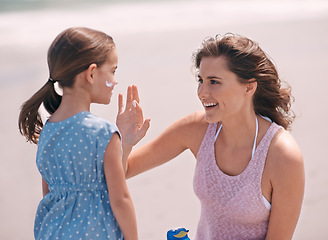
[[106, 81, 114, 88]]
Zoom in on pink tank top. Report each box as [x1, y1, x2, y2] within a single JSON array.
[[193, 122, 282, 240]]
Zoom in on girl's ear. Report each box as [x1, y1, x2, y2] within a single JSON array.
[[246, 78, 257, 96], [86, 63, 97, 84]]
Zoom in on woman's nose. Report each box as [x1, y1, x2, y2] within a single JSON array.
[[197, 83, 209, 99]]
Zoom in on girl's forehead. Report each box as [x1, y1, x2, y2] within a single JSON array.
[[105, 47, 118, 64]]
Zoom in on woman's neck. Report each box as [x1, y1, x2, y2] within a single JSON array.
[[218, 112, 258, 151]]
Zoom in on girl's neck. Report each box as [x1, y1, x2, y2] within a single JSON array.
[[49, 88, 91, 122]]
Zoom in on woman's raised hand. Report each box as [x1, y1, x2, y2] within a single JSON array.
[[116, 85, 150, 148]]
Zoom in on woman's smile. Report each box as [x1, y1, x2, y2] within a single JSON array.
[[202, 101, 219, 109]]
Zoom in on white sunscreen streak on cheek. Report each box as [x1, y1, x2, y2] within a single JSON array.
[[106, 81, 114, 88]]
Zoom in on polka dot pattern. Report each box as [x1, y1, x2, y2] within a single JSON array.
[[35, 111, 123, 240]]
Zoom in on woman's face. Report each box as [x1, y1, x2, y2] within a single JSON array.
[[197, 56, 250, 123]]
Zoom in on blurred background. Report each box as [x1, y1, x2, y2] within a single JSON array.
[[1, 0, 327, 239]]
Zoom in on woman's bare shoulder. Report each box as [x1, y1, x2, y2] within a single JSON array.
[[267, 128, 304, 181], [174, 111, 208, 155], [270, 129, 302, 163], [174, 110, 208, 133], [180, 110, 207, 123]]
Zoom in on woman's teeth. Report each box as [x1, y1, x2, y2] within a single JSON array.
[[204, 102, 218, 107]]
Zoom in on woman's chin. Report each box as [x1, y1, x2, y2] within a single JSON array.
[[204, 114, 220, 123]]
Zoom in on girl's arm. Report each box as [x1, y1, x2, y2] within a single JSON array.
[[265, 130, 305, 240], [126, 111, 208, 179], [42, 177, 49, 197], [104, 133, 138, 240]]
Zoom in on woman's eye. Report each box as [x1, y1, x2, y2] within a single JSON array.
[[210, 80, 220, 84], [197, 78, 203, 83]]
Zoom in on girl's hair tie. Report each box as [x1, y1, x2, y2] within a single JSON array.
[[48, 77, 56, 83]]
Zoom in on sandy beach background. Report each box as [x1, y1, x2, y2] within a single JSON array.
[[1, 0, 328, 239]]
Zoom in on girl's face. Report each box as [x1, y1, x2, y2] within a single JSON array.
[[197, 56, 250, 123], [92, 47, 118, 104]]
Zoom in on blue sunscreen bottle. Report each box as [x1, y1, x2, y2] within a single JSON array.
[[167, 228, 190, 240]]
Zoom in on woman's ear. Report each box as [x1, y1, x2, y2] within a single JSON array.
[[246, 78, 257, 95], [86, 63, 97, 84]]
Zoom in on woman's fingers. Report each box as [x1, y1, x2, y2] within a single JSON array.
[[130, 100, 143, 126], [116, 86, 150, 147], [130, 100, 151, 144], [125, 85, 133, 110], [125, 85, 140, 111], [131, 85, 140, 103], [118, 93, 124, 114], [138, 118, 151, 139]]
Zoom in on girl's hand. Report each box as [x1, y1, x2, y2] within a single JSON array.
[[116, 85, 150, 148]]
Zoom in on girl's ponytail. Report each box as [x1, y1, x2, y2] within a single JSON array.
[[43, 79, 62, 115], [18, 80, 61, 144]]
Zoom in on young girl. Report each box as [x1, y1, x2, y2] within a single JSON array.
[[18, 27, 149, 240]]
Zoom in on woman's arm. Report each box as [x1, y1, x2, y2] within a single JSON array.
[[126, 111, 208, 178], [104, 133, 139, 240], [265, 130, 305, 240]]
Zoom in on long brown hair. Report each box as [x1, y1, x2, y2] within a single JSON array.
[[18, 27, 115, 144], [193, 34, 294, 130]]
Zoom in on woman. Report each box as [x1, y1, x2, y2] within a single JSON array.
[[118, 34, 305, 239]]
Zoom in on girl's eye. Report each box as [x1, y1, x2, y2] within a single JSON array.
[[197, 78, 203, 83]]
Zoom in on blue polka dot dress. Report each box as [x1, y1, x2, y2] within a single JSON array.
[[34, 111, 123, 240]]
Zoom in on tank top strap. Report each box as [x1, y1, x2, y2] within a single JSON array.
[[249, 122, 283, 179], [196, 122, 218, 160], [259, 122, 283, 153]]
